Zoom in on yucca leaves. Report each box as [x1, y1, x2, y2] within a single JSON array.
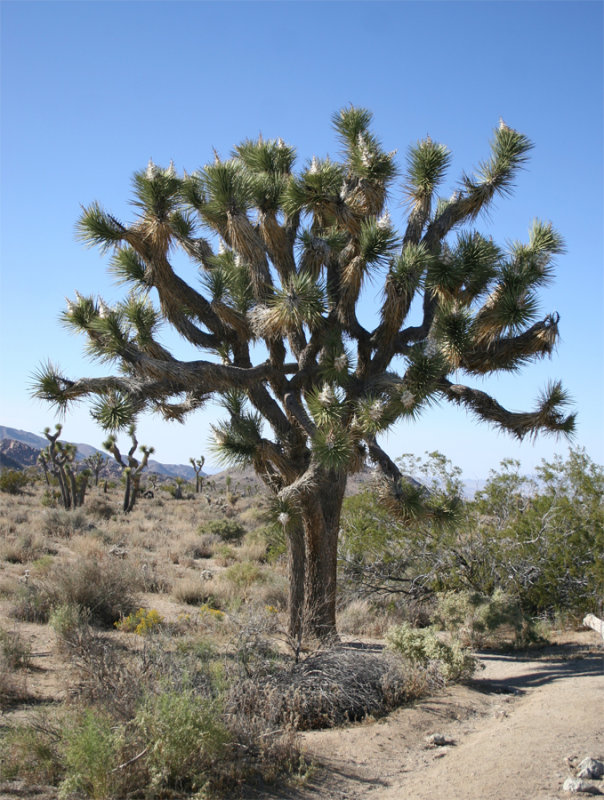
[[110, 247, 149, 287], [404, 137, 451, 202], [91, 390, 137, 431], [31, 362, 73, 412], [433, 303, 473, 368], [121, 296, 161, 348], [61, 293, 98, 332], [234, 136, 296, 176], [305, 383, 348, 428], [462, 122, 533, 213], [77, 202, 126, 252], [358, 217, 400, 267], [332, 106, 374, 148], [194, 160, 254, 228], [131, 162, 182, 220], [453, 232, 501, 301], [211, 392, 264, 467], [252, 272, 326, 338], [282, 157, 344, 217], [311, 426, 355, 472], [403, 342, 448, 401]]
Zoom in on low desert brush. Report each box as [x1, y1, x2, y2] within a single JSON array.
[[386, 622, 476, 684]]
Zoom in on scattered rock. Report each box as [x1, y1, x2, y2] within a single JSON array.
[[563, 777, 602, 794], [426, 733, 451, 747], [578, 759, 604, 780]]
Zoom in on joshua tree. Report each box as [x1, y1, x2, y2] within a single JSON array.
[[42, 424, 89, 508], [83, 451, 108, 486], [189, 455, 205, 493], [33, 108, 574, 639], [103, 425, 154, 512]]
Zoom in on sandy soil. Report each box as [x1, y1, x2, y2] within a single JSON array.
[[254, 632, 604, 800]]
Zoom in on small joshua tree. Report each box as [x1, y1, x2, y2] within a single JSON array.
[[189, 455, 205, 493], [42, 424, 89, 508], [83, 451, 108, 486], [103, 425, 154, 512], [34, 108, 575, 639]]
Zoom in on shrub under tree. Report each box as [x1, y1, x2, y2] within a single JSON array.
[[33, 107, 574, 639]]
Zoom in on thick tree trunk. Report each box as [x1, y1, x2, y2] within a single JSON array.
[[300, 470, 347, 641]]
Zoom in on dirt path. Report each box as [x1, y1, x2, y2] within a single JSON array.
[[264, 633, 603, 800]]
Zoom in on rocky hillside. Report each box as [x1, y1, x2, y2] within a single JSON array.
[[0, 426, 196, 480]]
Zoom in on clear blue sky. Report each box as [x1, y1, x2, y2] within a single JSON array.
[[1, 1, 602, 479]]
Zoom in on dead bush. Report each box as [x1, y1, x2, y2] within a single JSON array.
[[228, 646, 427, 731]]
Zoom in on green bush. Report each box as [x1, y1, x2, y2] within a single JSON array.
[[135, 686, 229, 793], [59, 709, 124, 800], [0, 715, 63, 783], [435, 589, 528, 648], [0, 469, 28, 494], [198, 518, 246, 543], [0, 627, 32, 669], [386, 623, 476, 683]]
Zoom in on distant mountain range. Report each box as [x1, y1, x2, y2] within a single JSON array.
[[0, 426, 196, 480]]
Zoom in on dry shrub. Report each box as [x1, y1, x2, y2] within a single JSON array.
[[238, 530, 269, 563], [337, 598, 402, 637], [85, 496, 115, 520], [229, 646, 426, 731], [40, 508, 90, 538], [173, 577, 213, 606], [0, 532, 54, 564], [12, 551, 140, 627], [182, 532, 218, 560]]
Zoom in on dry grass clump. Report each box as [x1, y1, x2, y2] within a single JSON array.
[[172, 576, 214, 607], [12, 550, 140, 627], [0, 627, 32, 710], [181, 532, 219, 560], [0, 531, 54, 564], [337, 598, 403, 637], [229, 646, 427, 731], [40, 508, 91, 538]]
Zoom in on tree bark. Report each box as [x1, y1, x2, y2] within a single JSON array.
[[300, 469, 347, 640], [287, 520, 306, 649]]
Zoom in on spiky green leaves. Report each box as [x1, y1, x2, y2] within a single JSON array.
[[121, 296, 161, 350], [91, 390, 137, 431], [358, 216, 400, 267], [234, 137, 296, 213], [403, 342, 448, 404], [211, 390, 263, 467], [77, 202, 126, 253], [202, 249, 254, 317], [462, 122, 533, 213], [433, 303, 473, 368], [332, 106, 374, 147], [110, 247, 148, 288], [190, 160, 255, 230], [235, 137, 296, 176], [252, 272, 326, 339], [132, 160, 182, 221], [535, 380, 576, 437], [282, 157, 344, 218], [404, 138, 451, 203], [31, 362, 73, 412], [508, 219, 564, 289]]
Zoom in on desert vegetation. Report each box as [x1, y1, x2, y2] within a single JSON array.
[[0, 448, 602, 798]]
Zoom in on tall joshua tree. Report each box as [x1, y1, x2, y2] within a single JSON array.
[[33, 108, 574, 639]]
